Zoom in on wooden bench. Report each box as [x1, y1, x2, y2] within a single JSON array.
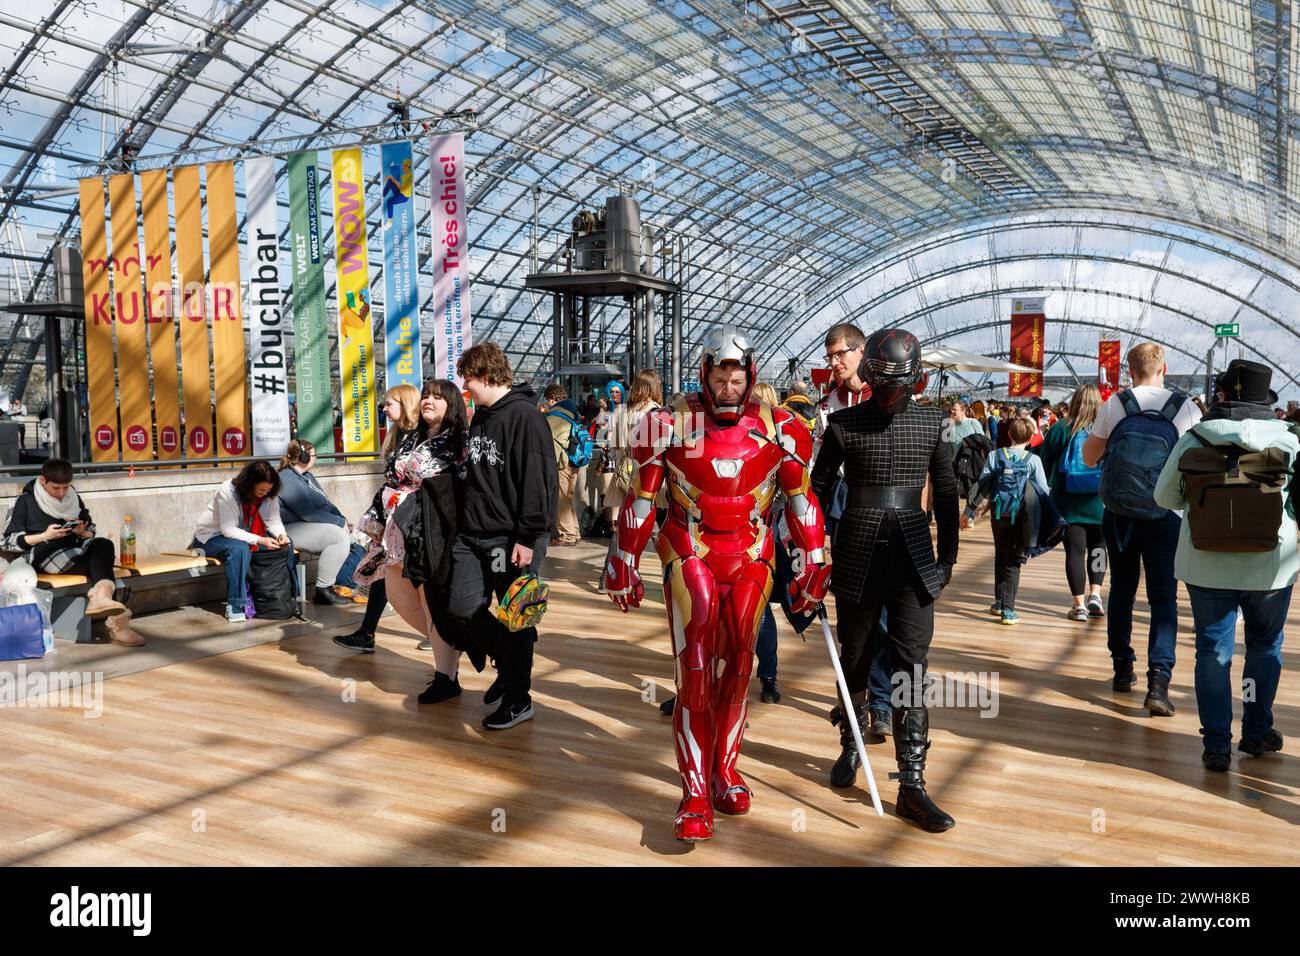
[[37, 551, 322, 643]]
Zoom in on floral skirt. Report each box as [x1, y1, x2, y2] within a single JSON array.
[[353, 485, 416, 588]]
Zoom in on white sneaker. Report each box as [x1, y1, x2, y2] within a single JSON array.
[[226, 607, 246, 623]]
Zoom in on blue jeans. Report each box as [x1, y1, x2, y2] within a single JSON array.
[[336, 542, 366, 588], [1102, 510, 1180, 680], [1187, 584, 1292, 755], [756, 607, 777, 680], [198, 534, 252, 612]]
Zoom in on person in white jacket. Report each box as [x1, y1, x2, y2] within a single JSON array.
[[192, 461, 290, 622]]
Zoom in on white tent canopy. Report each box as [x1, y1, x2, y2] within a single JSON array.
[[922, 347, 1039, 374]]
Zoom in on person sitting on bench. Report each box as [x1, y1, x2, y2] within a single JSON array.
[[277, 438, 363, 606], [2, 457, 141, 646], [193, 460, 291, 623]]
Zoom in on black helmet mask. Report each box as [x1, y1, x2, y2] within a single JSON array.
[[861, 328, 926, 415]]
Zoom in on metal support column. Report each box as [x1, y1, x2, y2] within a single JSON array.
[[671, 290, 682, 394]]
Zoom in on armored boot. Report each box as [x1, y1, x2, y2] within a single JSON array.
[[829, 689, 869, 789], [892, 706, 955, 832]]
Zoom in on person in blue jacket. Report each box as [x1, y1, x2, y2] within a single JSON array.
[[277, 439, 364, 606]]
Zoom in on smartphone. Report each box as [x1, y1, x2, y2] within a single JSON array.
[[57, 519, 81, 529]]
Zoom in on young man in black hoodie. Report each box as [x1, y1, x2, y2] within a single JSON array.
[[448, 342, 558, 729]]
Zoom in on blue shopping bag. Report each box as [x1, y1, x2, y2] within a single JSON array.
[[0, 604, 47, 660]]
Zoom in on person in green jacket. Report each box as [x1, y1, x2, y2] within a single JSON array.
[[1154, 360, 1299, 772], [1039, 385, 1107, 622]]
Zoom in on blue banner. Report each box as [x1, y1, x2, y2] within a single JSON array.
[[381, 140, 422, 389]]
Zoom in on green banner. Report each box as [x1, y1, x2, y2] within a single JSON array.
[[288, 151, 333, 449]]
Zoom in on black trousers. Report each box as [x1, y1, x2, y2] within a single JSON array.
[[1064, 523, 1106, 595], [991, 516, 1027, 610], [359, 577, 387, 635], [836, 523, 935, 707], [33, 537, 116, 586], [447, 534, 548, 708]]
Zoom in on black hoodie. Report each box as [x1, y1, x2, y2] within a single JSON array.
[[462, 383, 558, 540]]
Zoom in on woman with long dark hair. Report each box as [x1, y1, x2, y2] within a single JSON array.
[[193, 460, 291, 623], [343, 380, 470, 700]]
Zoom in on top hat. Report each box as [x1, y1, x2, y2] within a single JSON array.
[[1215, 359, 1278, 406]]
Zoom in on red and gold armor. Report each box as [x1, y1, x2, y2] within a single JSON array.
[[605, 382, 830, 842]]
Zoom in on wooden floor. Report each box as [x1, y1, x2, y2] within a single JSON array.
[[2, 523, 1298, 866]]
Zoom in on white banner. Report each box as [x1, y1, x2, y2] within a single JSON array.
[[430, 132, 471, 383], [245, 156, 292, 456]]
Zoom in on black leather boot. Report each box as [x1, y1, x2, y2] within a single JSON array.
[[1144, 670, 1175, 717], [829, 693, 869, 788], [892, 706, 955, 832]]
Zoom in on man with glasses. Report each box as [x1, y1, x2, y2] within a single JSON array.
[[815, 323, 896, 783]]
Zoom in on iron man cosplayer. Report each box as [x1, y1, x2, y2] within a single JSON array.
[[604, 328, 831, 843]]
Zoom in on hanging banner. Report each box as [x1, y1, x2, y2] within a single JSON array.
[[78, 177, 118, 461], [381, 140, 422, 390], [288, 152, 333, 450], [1098, 339, 1121, 402], [244, 157, 291, 457], [173, 165, 213, 458], [205, 161, 250, 458], [332, 147, 377, 455], [430, 132, 471, 383], [139, 169, 182, 460], [108, 174, 153, 462], [1009, 296, 1045, 398]]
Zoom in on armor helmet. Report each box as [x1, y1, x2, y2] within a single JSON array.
[[699, 326, 758, 424], [861, 328, 926, 415]]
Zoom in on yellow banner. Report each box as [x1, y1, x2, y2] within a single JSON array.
[[108, 174, 152, 461], [205, 161, 249, 458], [78, 178, 118, 461], [332, 148, 377, 455], [139, 170, 182, 460], [172, 166, 213, 457]]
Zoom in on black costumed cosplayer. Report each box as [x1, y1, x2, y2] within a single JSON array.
[[810, 328, 960, 832]]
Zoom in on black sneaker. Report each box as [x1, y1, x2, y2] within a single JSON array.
[[483, 673, 504, 706], [1238, 729, 1284, 757], [332, 629, 375, 653], [759, 677, 781, 704], [313, 587, 351, 606], [1202, 750, 1231, 773], [417, 672, 462, 705], [483, 700, 534, 730], [1112, 666, 1137, 693], [659, 696, 676, 716], [869, 710, 892, 741]]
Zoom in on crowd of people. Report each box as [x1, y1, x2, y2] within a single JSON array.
[[8, 325, 1294, 842]]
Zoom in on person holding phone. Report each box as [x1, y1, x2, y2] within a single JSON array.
[[276, 438, 362, 606], [2, 458, 136, 641], [192, 461, 292, 623]]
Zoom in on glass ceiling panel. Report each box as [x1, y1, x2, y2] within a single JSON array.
[[3, 0, 1300, 404]]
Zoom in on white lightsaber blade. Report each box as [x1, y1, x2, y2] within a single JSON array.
[[819, 607, 884, 817]]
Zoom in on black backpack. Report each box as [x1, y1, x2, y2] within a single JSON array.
[[248, 548, 301, 619]]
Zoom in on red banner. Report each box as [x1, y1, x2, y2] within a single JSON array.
[[1098, 339, 1121, 401], [1009, 297, 1045, 397]]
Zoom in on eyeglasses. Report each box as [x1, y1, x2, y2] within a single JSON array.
[[824, 345, 862, 366]]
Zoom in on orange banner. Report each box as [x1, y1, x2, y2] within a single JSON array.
[[78, 178, 118, 461], [108, 174, 153, 461], [1009, 297, 1045, 398], [139, 170, 182, 460], [1098, 339, 1121, 402], [204, 162, 249, 458], [172, 166, 213, 458]]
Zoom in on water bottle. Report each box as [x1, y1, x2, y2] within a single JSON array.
[[120, 515, 136, 568]]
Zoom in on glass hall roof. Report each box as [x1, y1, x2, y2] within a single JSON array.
[[1, 0, 1297, 400]]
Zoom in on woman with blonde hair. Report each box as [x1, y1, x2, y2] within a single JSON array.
[[1040, 383, 1107, 621], [600, 367, 663, 531], [751, 382, 778, 407], [333, 383, 423, 651]]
